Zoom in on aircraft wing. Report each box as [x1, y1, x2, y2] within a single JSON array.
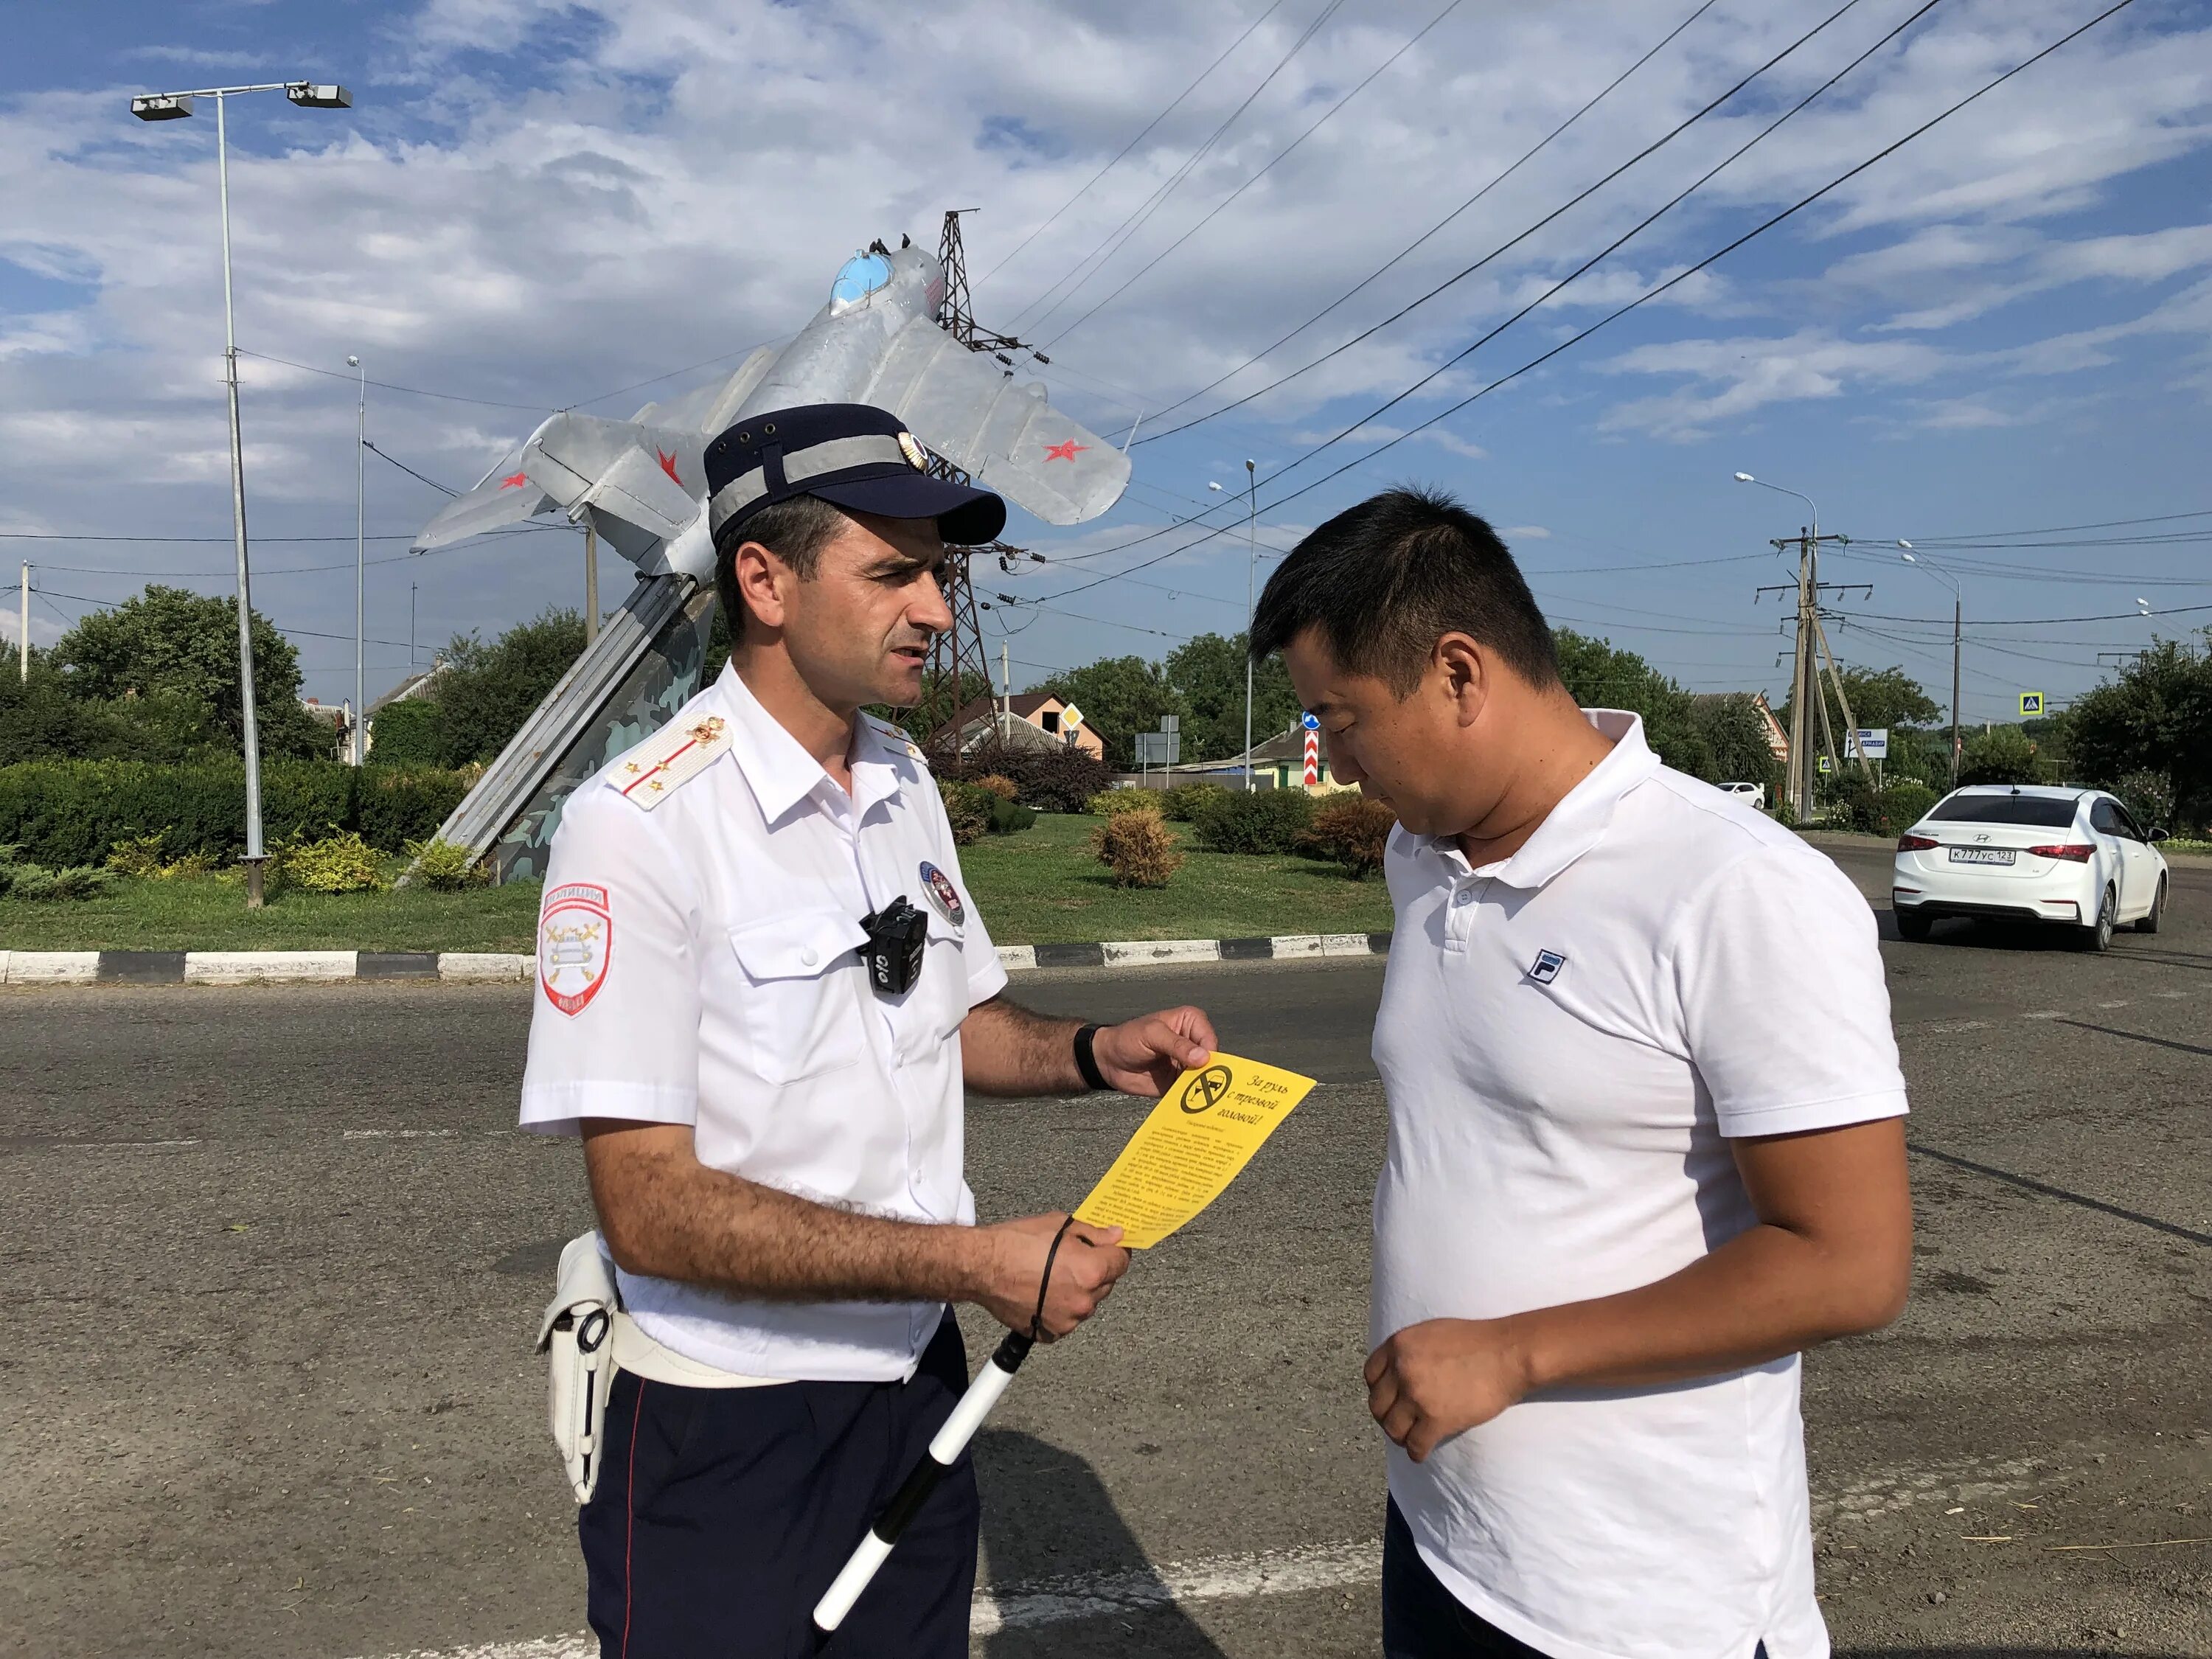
[[862, 316, 1130, 526], [409, 428, 560, 554]]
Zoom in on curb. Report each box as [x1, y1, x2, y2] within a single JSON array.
[[0, 933, 1393, 987]]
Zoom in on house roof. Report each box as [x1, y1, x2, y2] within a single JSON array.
[[936, 691, 1067, 737]]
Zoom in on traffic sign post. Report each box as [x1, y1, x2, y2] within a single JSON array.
[[2020, 692, 2045, 717]]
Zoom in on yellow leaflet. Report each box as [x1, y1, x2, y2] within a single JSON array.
[[1073, 1053, 1316, 1249]]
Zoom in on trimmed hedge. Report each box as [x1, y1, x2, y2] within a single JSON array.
[[1194, 787, 1316, 855], [0, 759, 475, 869]]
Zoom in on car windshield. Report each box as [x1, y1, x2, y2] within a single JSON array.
[[1927, 794, 2078, 828]]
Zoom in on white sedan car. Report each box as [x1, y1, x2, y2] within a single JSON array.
[[1891, 785, 2170, 950]]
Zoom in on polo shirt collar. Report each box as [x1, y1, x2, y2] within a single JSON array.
[[714, 662, 905, 824], [1453, 709, 1660, 891]]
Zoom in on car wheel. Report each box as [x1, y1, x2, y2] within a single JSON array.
[[1896, 908, 1933, 942], [2078, 885, 2116, 953], [2134, 874, 2166, 935]]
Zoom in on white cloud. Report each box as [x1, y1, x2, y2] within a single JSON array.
[[1502, 524, 1551, 540]]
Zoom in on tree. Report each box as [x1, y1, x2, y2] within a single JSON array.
[[431, 608, 588, 765], [46, 585, 329, 759], [1040, 655, 1183, 768], [1687, 694, 1782, 793], [1163, 632, 1301, 763], [365, 697, 451, 768], [1958, 724, 2039, 786], [1552, 629, 1713, 778], [2064, 633, 2212, 830]]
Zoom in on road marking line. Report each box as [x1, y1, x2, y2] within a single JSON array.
[[2022, 1010, 2067, 1020], [55, 1138, 201, 1150], [973, 1539, 1381, 1635], [344, 1129, 458, 1140], [347, 1539, 1385, 1658], [1916, 1020, 1990, 1034], [2093, 999, 2130, 1009]]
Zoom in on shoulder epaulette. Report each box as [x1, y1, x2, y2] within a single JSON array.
[[611, 713, 730, 810]]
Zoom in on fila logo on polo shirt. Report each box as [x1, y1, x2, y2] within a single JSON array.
[[1527, 949, 1567, 985]]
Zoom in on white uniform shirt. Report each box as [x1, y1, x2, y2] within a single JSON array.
[[1371, 711, 1907, 1659], [519, 663, 1008, 1383]]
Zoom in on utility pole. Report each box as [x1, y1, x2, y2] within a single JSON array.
[[18, 561, 28, 684], [217, 94, 268, 902], [349, 353, 365, 765], [1756, 524, 1857, 818], [1000, 642, 1011, 742], [1242, 459, 1257, 793], [410, 581, 418, 669], [584, 519, 599, 645]]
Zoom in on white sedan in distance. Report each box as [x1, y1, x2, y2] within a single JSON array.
[[1891, 785, 2170, 950]]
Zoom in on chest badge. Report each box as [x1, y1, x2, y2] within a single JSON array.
[[919, 860, 964, 927], [1527, 949, 1567, 985]]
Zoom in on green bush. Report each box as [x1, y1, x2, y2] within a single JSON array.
[[987, 796, 1036, 835], [405, 837, 488, 891], [1304, 795, 1397, 879], [1086, 787, 1157, 816], [276, 829, 384, 894], [366, 698, 450, 768], [355, 768, 469, 852], [0, 759, 479, 869], [939, 779, 990, 846], [1194, 787, 1315, 855], [939, 744, 1112, 814], [1873, 780, 1939, 836], [1, 844, 113, 901], [2112, 768, 2177, 832], [1159, 780, 1228, 822]]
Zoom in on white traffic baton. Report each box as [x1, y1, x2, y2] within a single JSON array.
[[810, 1328, 1033, 1641]]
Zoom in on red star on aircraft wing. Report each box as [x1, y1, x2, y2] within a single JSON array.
[[655, 448, 681, 485], [499, 471, 529, 490], [1043, 439, 1087, 462]]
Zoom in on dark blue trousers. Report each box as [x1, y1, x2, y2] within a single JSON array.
[[1383, 1498, 1770, 1659], [580, 1313, 978, 1659]]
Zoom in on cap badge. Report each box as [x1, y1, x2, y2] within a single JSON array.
[[919, 860, 964, 927], [897, 430, 928, 471]]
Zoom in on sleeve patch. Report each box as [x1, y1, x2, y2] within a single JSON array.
[[539, 882, 613, 1016]]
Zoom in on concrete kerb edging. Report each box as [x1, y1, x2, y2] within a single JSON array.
[[0, 934, 1394, 987]]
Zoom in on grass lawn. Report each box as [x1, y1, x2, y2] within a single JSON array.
[[0, 864, 544, 953], [956, 813, 1392, 944], [0, 815, 1389, 950]]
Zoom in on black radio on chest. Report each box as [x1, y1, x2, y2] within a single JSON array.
[[860, 896, 928, 995]]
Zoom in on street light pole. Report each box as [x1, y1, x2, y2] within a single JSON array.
[[1899, 544, 1961, 788], [131, 80, 351, 905], [349, 353, 365, 765], [1243, 459, 1257, 793]]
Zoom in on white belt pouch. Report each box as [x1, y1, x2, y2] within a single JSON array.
[[537, 1230, 783, 1503], [537, 1231, 621, 1503]]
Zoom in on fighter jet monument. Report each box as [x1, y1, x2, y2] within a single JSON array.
[[406, 229, 1130, 880]]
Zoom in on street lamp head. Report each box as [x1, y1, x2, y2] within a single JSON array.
[[2136, 597, 2152, 613], [1896, 539, 1913, 550], [1899, 550, 1917, 564], [286, 83, 352, 110], [346, 355, 360, 368], [1245, 458, 1256, 473], [131, 93, 195, 121], [1732, 471, 1755, 483], [1207, 481, 1224, 492]]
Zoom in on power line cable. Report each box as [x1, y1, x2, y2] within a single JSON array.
[[1048, 0, 2138, 604], [1045, 0, 1469, 347], [362, 439, 459, 496], [1893, 507, 2212, 540], [1135, 0, 1862, 445], [1013, 0, 1351, 333], [975, 0, 1293, 291], [1128, 0, 1725, 433], [234, 347, 556, 413], [1158, 0, 1943, 475]]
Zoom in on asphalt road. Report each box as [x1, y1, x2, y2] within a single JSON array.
[[4, 841, 2208, 1658]]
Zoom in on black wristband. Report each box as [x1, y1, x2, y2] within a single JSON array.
[[1073, 1023, 1110, 1091]]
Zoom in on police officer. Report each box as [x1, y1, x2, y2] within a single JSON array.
[[520, 403, 1217, 1658]]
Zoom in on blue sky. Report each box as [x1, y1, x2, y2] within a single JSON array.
[[4, 0, 2209, 725]]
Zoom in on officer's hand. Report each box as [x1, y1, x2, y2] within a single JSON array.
[[1364, 1318, 1536, 1462], [976, 1212, 1130, 1340], [1091, 1006, 1218, 1097]]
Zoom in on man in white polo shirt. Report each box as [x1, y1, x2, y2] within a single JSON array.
[[1251, 487, 1912, 1659]]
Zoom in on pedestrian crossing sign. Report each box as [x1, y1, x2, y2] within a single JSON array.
[[2020, 691, 2044, 717]]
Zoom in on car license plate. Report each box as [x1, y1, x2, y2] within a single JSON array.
[[1948, 846, 2016, 866]]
